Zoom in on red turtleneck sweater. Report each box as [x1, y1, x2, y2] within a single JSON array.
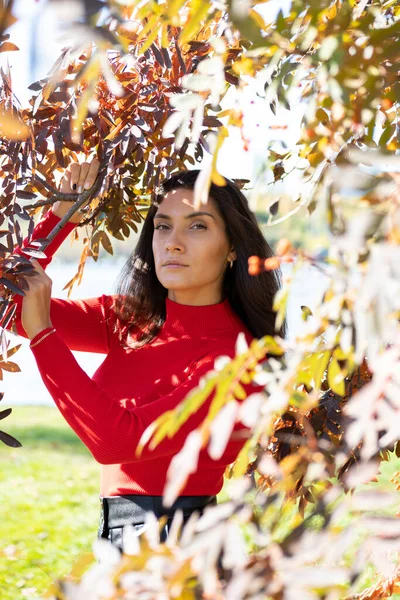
[[11, 210, 264, 497]]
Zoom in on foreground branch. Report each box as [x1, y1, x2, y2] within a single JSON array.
[[31, 169, 107, 250]]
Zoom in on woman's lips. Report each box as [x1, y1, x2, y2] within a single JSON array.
[[163, 264, 188, 268]]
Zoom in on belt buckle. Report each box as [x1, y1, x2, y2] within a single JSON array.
[[99, 497, 108, 538]]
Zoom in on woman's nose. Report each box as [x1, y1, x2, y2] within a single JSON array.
[[165, 230, 185, 252]]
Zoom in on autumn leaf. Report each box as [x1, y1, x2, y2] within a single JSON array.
[[0, 41, 18, 52], [0, 107, 29, 140]]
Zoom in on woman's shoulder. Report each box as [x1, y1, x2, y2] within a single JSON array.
[[194, 326, 256, 365]]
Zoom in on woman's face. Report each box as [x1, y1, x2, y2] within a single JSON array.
[[152, 187, 236, 305]]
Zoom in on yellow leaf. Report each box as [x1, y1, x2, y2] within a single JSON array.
[[69, 553, 95, 580], [312, 350, 330, 390], [166, 559, 197, 594], [290, 390, 310, 408], [217, 109, 233, 119], [161, 23, 169, 48], [138, 26, 160, 56], [273, 288, 288, 332], [249, 8, 270, 31], [72, 82, 97, 143], [232, 57, 254, 75], [231, 439, 251, 477], [167, 0, 188, 22], [75, 54, 101, 88], [136, 14, 159, 45], [240, 370, 252, 385], [308, 151, 324, 167], [149, 411, 176, 449], [211, 169, 226, 186], [327, 357, 345, 396], [136, 416, 166, 458], [259, 335, 284, 357], [179, 0, 211, 45], [279, 452, 302, 478], [234, 382, 247, 400]]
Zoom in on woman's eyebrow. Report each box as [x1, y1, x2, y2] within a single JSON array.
[[153, 211, 215, 220]]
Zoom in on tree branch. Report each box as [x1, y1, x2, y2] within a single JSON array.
[[25, 169, 107, 250]]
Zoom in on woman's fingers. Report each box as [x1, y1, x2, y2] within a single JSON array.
[[30, 258, 47, 275], [77, 162, 91, 194], [84, 158, 100, 191], [69, 163, 81, 191], [59, 157, 100, 195]]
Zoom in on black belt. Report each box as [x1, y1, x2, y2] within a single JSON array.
[[98, 494, 217, 539]]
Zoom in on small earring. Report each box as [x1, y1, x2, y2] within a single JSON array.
[[230, 260, 233, 269]]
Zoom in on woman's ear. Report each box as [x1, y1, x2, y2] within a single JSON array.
[[229, 248, 237, 262]]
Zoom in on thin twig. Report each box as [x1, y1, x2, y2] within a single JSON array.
[[24, 197, 62, 209], [21, 169, 107, 253], [43, 171, 106, 247], [33, 172, 86, 201]]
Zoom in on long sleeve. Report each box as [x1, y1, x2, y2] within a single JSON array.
[[9, 210, 117, 353], [29, 329, 259, 465]]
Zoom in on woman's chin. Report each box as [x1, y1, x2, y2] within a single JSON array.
[[160, 277, 190, 290]]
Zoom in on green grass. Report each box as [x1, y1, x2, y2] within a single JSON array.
[[0, 406, 100, 600], [0, 406, 228, 600]]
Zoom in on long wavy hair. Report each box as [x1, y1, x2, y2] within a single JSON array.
[[112, 169, 286, 348]]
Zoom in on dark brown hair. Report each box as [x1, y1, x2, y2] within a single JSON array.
[[113, 169, 286, 348]]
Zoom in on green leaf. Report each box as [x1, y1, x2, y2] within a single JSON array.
[[378, 124, 395, 147], [301, 305, 313, 321]]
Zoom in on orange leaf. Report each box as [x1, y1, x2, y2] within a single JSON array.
[[0, 109, 29, 140], [0, 361, 20, 373], [0, 42, 19, 52]]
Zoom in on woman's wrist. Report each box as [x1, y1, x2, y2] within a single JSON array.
[[29, 327, 56, 348], [51, 201, 82, 224], [27, 323, 54, 342]]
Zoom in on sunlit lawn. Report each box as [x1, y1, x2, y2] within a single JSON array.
[[0, 406, 229, 600], [0, 406, 100, 600]]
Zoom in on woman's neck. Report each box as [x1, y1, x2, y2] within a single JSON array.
[[167, 287, 223, 306]]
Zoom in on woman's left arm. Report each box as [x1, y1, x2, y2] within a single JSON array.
[[29, 328, 262, 465]]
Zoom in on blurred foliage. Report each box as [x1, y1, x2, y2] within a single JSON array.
[[0, 0, 399, 598]]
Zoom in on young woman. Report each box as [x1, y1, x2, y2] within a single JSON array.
[[9, 158, 283, 550]]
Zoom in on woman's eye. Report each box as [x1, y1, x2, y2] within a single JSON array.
[[191, 223, 207, 230], [154, 223, 207, 230]]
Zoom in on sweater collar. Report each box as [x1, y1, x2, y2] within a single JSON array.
[[163, 296, 237, 336]]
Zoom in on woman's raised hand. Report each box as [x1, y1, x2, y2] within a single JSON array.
[[52, 157, 100, 223]]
